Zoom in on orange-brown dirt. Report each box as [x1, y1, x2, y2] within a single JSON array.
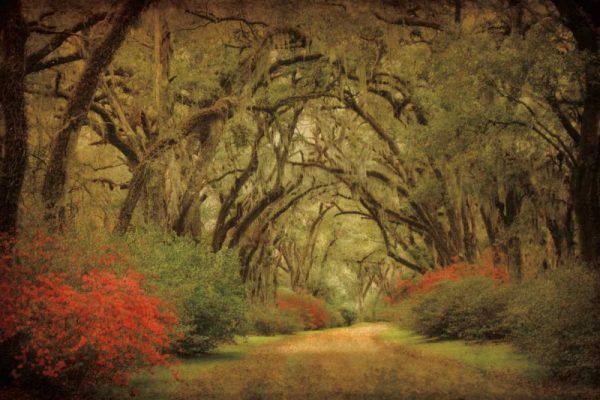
[[174, 323, 598, 400]]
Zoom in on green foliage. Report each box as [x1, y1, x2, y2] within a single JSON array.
[[246, 305, 304, 336], [387, 266, 600, 384], [122, 229, 248, 355], [381, 327, 542, 377], [395, 267, 600, 383], [326, 305, 345, 328], [174, 264, 248, 354], [338, 307, 358, 326], [406, 277, 511, 341], [505, 267, 600, 384]]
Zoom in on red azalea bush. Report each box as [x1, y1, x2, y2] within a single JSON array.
[[0, 233, 176, 396], [380, 251, 511, 341], [407, 276, 512, 340], [385, 254, 509, 305], [247, 305, 305, 336], [276, 291, 332, 330]]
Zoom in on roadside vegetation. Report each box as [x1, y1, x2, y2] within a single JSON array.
[[375, 260, 600, 385]]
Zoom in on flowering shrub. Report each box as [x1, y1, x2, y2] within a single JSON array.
[[276, 291, 332, 329], [247, 305, 305, 335], [385, 255, 509, 305], [0, 233, 176, 395]]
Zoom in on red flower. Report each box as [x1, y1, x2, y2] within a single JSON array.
[[386, 250, 509, 304], [276, 292, 332, 329], [0, 233, 177, 392]]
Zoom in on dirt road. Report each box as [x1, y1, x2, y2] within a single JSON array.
[[176, 324, 594, 400]]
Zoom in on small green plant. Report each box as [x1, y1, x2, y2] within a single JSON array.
[[339, 307, 357, 326]]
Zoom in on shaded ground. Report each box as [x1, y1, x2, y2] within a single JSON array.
[[160, 323, 598, 400]]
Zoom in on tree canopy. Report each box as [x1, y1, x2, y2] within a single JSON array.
[[1, 0, 599, 298]]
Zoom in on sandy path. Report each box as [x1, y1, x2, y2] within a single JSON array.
[[177, 324, 594, 400]]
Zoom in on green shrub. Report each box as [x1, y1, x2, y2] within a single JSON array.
[[506, 266, 600, 384], [247, 305, 304, 336], [326, 305, 345, 328], [339, 307, 358, 326], [173, 259, 248, 354], [122, 229, 248, 355], [408, 277, 510, 341]]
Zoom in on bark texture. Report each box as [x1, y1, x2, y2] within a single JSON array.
[[551, 0, 600, 267], [41, 0, 151, 226], [114, 98, 232, 234], [0, 0, 28, 235]]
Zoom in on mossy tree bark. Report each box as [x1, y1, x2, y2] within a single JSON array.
[[114, 99, 232, 235], [0, 0, 28, 236], [41, 0, 151, 228], [551, 0, 600, 268]]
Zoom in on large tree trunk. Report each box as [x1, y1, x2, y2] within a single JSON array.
[[430, 163, 462, 259], [138, 6, 174, 229], [551, 1, 600, 267], [0, 0, 28, 236], [212, 129, 264, 251], [114, 163, 150, 235], [572, 61, 600, 267], [503, 188, 524, 280], [228, 186, 286, 249], [461, 199, 478, 262], [41, 0, 150, 227], [152, 6, 171, 121]]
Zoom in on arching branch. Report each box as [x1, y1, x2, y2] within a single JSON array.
[[26, 12, 107, 73], [374, 12, 444, 31]]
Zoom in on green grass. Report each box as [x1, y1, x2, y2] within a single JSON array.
[[380, 326, 546, 378], [102, 335, 288, 400], [104, 325, 549, 400]]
